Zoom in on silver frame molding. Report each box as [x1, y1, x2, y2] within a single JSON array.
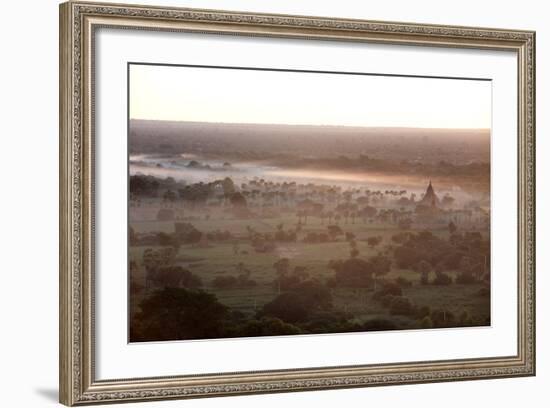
[[59, 1, 536, 405]]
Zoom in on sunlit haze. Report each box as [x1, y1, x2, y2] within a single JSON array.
[[129, 64, 491, 130]]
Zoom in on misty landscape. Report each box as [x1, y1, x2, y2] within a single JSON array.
[[128, 119, 491, 342]]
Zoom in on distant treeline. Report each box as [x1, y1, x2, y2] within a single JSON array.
[[274, 154, 490, 180], [129, 119, 490, 165]]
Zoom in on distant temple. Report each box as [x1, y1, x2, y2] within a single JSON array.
[[417, 180, 440, 208], [413, 180, 489, 228]]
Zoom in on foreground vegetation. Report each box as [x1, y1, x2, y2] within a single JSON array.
[[129, 179, 490, 341]]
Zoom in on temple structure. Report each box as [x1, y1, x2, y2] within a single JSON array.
[[414, 180, 442, 224], [417, 180, 439, 208]]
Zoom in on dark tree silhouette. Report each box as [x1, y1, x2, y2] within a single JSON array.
[[132, 288, 228, 341], [367, 236, 383, 248], [261, 281, 332, 323], [327, 225, 343, 241]]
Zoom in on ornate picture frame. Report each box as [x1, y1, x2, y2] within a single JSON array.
[[59, 1, 535, 405]]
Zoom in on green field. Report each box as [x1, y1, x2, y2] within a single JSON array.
[[130, 213, 490, 328]]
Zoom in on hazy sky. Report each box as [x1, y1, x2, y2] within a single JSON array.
[[129, 64, 491, 129]]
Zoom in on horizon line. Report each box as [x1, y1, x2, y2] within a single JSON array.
[[129, 118, 490, 131]]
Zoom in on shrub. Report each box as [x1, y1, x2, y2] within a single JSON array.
[[276, 274, 303, 291], [211, 275, 238, 289], [174, 222, 202, 243], [303, 232, 320, 243], [458, 310, 474, 326], [389, 296, 414, 316], [456, 271, 477, 284], [416, 305, 431, 319], [329, 258, 375, 288], [148, 266, 202, 289], [379, 294, 396, 307], [369, 254, 392, 277], [261, 292, 310, 322], [393, 231, 460, 271], [391, 232, 410, 245], [431, 309, 456, 328], [212, 273, 256, 289], [157, 232, 176, 247], [373, 282, 403, 301], [432, 272, 452, 286], [362, 318, 398, 331], [226, 317, 303, 337], [261, 281, 332, 323], [302, 311, 361, 334], [420, 316, 434, 329], [395, 276, 413, 288], [367, 236, 383, 247]]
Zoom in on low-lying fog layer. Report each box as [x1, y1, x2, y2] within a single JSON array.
[[129, 154, 484, 205]]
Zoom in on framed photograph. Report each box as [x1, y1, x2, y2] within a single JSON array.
[[59, 1, 536, 405]]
